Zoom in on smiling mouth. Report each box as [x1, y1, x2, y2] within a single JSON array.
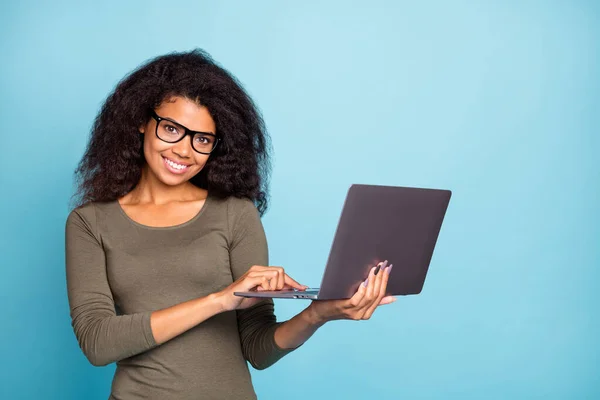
[[162, 156, 191, 173]]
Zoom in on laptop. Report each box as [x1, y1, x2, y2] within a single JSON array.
[[234, 184, 452, 300]]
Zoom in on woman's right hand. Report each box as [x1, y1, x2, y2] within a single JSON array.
[[215, 265, 308, 311]]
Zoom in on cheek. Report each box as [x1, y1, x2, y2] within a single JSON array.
[[195, 155, 211, 169], [143, 135, 169, 158]]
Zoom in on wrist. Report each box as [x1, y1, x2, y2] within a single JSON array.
[[303, 303, 328, 327], [208, 291, 228, 313]]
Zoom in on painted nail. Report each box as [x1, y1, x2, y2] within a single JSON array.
[[375, 260, 388, 275], [386, 264, 394, 274], [362, 278, 369, 287]]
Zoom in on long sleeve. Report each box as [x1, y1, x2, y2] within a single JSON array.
[[228, 198, 300, 370], [65, 204, 157, 366]]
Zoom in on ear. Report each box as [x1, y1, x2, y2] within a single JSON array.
[[139, 124, 145, 134]]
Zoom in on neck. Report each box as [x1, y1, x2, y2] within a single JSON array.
[[128, 164, 198, 205]]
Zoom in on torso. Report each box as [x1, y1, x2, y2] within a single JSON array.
[[117, 187, 208, 228], [77, 194, 262, 399]]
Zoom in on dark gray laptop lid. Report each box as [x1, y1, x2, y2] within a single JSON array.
[[316, 184, 451, 300]]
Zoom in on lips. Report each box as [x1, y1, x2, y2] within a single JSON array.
[[162, 156, 191, 174]]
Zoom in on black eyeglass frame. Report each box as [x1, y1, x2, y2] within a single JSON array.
[[150, 110, 220, 155]]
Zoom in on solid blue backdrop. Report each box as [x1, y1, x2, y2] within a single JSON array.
[[1, 1, 598, 399]]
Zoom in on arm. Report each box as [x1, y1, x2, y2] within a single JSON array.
[[272, 306, 326, 349], [278, 263, 398, 349], [273, 263, 398, 350], [225, 200, 397, 368], [65, 206, 224, 366], [66, 207, 157, 366], [228, 199, 318, 370]]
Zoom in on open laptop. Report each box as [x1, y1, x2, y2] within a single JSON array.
[[234, 184, 452, 300]]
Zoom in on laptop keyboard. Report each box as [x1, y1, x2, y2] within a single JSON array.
[[296, 289, 319, 295]]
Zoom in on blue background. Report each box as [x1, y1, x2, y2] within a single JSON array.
[[1, 1, 598, 399]]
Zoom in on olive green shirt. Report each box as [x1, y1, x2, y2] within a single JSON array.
[[65, 194, 297, 399]]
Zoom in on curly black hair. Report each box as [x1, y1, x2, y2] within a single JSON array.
[[71, 49, 271, 215]]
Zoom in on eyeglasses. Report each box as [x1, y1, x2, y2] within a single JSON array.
[[150, 110, 220, 154]]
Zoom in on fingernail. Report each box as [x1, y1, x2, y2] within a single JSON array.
[[375, 260, 388, 276], [386, 264, 393, 274], [362, 278, 369, 287]]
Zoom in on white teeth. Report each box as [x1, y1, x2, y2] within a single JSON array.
[[165, 157, 187, 170]]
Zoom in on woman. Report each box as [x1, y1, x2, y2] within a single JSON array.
[[65, 49, 396, 400]]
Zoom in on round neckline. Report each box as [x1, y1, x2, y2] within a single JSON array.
[[115, 193, 211, 230]]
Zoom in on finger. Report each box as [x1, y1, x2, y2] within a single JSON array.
[[265, 266, 283, 290], [380, 263, 392, 299], [347, 275, 368, 308], [375, 261, 390, 299], [246, 270, 276, 290], [275, 267, 285, 290], [362, 261, 387, 318], [283, 274, 307, 290], [247, 265, 270, 274], [266, 273, 277, 291], [263, 276, 273, 291], [379, 296, 397, 305], [242, 275, 272, 292], [356, 266, 378, 310], [351, 266, 378, 320], [247, 270, 278, 279], [246, 265, 284, 281], [248, 268, 306, 290], [364, 262, 392, 318], [373, 260, 385, 276], [371, 260, 388, 300]]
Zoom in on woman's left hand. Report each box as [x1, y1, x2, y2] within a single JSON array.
[[305, 260, 396, 324]]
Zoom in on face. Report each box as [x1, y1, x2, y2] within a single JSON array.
[[139, 96, 216, 186]]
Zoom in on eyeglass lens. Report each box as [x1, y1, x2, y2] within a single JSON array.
[[156, 119, 216, 153]]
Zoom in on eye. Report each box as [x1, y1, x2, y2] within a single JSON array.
[[165, 124, 179, 134], [194, 135, 214, 144]]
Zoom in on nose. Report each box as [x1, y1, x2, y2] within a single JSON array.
[[171, 135, 193, 158]]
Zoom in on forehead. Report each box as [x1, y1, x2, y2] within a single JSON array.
[[155, 96, 216, 133]]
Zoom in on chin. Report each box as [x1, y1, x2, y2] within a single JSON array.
[[159, 167, 203, 186], [160, 175, 189, 186]]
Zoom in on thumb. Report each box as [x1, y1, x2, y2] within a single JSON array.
[[379, 296, 397, 305]]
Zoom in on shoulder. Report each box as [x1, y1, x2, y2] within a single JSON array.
[[65, 202, 103, 240], [209, 195, 262, 238], [209, 194, 258, 218], [66, 202, 97, 225], [66, 200, 117, 232], [225, 196, 259, 217]]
